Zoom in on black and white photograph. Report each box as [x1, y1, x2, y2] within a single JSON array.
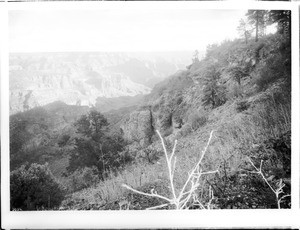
[[6, 6, 292, 212], [1, 0, 300, 229]]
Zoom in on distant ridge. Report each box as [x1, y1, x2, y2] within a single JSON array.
[[9, 51, 194, 114]]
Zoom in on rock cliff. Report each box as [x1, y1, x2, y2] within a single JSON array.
[[9, 52, 191, 114], [120, 107, 154, 147]]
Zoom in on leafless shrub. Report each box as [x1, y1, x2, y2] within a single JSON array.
[[247, 157, 290, 209], [123, 130, 218, 210]]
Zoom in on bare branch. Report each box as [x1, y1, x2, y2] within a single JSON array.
[[170, 140, 178, 161], [259, 160, 263, 172], [247, 157, 259, 171], [172, 156, 177, 177], [201, 169, 219, 176], [122, 184, 171, 203], [123, 130, 217, 210], [247, 157, 290, 209], [278, 194, 291, 207], [156, 130, 177, 200], [178, 131, 214, 199], [146, 203, 169, 210], [207, 186, 214, 209]]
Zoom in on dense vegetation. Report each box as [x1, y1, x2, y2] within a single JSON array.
[[11, 163, 65, 210], [10, 10, 291, 210]]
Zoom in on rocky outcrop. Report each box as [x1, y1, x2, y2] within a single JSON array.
[[120, 102, 185, 147], [120, 108, 154, 147]]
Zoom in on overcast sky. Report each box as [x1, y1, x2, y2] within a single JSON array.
[[9, 9, 248, 52]]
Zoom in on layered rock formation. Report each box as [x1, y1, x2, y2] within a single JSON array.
[[9, 52, 191, 114]]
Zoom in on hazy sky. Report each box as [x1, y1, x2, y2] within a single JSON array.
[[9, 9, 248, 52]]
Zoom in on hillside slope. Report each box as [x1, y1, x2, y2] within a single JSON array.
[[120, 34, 290, 147], [10, 30, 291, 210], [61, 33, 291, 210]]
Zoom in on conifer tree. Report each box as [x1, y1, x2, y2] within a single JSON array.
[[237, 19, 252, 44], [202, 63, 227, 109], [246, 10, 268, 42]]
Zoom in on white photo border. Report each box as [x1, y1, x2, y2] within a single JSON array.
[[1, 1, 299, 229]]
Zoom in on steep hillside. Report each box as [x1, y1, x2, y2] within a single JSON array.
[[121, 34, 291, 147], [62, 32, 291, 210]]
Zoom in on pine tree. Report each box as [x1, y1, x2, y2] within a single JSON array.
[[246, 10, 268, 42], [193, 50, 200, 63], [237, 19, 252, 44], [74, 109, 109, 142], [68, 110, 127, 176], [202, 63, 227, 109]]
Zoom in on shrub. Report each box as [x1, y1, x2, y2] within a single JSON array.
[[236, 100, 250, 112], [161, 127, 173, 137], [10, 163, 65, 210], [178, 123, 192, 137], [143, 147, 163, 164], [172, 113, 183, 129], [58, 134, 71, 147], [176, 96, 183, 105], [152, 103, 160, 112], [252, 53, 290, 92], [188, 111, 207, 131], [123, 130, 218, 210], [227, 83, 244, 99], [67, 166, 100, 192], [246, 156, 290, 209], [158, 110, 172, 130]]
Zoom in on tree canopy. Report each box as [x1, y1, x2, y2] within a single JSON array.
[[11, 163, 65, 210], [74, 109, 109, 141], [67, 110, 130, 176], [201, 62, 227, 109]]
